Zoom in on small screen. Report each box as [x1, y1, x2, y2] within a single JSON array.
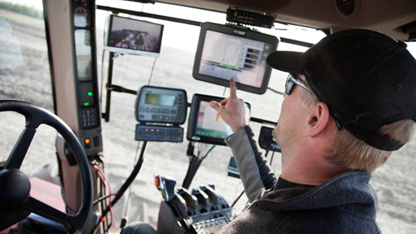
[[195, 101, 233, 139], [187, 94, 251, 145], [145, 93, 176, 106], [199, 30, 271, 88], [106, 15, 164, 57], [135, 86, 187, 124], [74, 30, 92, 81]]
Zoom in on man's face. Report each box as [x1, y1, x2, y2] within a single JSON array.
[[272, 74, 309, 153]]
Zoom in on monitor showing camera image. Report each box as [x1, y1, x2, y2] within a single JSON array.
[[106, 15, 164, 57], [193, 22, 279, 94], [187, 94, 250, 145]]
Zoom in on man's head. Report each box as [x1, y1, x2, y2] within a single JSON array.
[[267, 29, 416, 172]]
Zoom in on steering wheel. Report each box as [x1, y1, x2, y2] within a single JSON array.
[[0, 100, 93, 233]]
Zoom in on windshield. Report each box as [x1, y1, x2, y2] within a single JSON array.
[[1, 0, 416, 233]]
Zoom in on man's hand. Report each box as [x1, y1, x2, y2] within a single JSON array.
[[209, 79, 250, 133]]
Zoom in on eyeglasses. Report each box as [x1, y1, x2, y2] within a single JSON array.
[[285, 74, 314, 95]]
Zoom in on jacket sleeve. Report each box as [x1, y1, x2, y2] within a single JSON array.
[[225, 125, 277, 202]]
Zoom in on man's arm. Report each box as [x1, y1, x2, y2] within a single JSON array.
[[210, 79, 276, 202], [226, 126, 276, 202]]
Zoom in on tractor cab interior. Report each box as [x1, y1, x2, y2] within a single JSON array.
[[0, 0, 415, 233]]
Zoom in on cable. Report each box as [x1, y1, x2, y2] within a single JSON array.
[[231, 190, 245, 208], [222, 86, 227, 96], [147, 57, 158, 85], [93, 193, 118, 205], [182, 143, 215, 189], [196, 143, 215, 160], [203, 144, 215, 159], [93, 141, 147, 232], [93, 164, 114, 231], [270, 151, 276, 166], [122, 142, 142, 221], [231, 181, 245, 209], [94, 165, 113, 230], [268, 86, 284, 95]]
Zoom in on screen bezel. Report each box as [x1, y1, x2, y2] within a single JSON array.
[[187, 93, 251, 145], [106, 14, 164, 57], [193, 22, 279, 94], [135, 85, 188, 125]]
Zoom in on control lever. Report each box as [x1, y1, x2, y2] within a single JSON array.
[[155, 175, 188, 218], [191, 188, 209, 207], [155, 174, 176, 202], [177, 187, 198, 209], [200, 185, 218, 205]]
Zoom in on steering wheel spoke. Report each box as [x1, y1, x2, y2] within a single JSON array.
[[22, 196, 73, 231], [4, 125, 37, 170]]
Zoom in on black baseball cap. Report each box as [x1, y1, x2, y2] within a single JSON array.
[[267, 29, 416, 151]]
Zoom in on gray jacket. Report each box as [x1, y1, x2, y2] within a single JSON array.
[[218, 126, 380, 234]]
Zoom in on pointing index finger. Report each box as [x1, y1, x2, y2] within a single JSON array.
[[229, 78, 237, 98]]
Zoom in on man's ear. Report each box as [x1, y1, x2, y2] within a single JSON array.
[[303, 102, 331, 137]]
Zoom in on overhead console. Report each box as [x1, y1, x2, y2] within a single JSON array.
[[134, 86, 187, 142], [187, 93, 250, 145], [193, 22, 279, 94]]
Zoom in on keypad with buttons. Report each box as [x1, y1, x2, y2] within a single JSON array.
[[81, 108, 97, 128], [135, 124, 183, 142], [135, 86, 187, 124]]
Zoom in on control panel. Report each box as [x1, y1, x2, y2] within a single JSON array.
[[258, 126, 281, 152], [81, 108, 98, 128], [193, 216, 228, 233], [135, 86, 187, 124], [45, 0, 102, 156], [135, 124, 183, 142], [186, 185, 231, 223], [155, 176, 232, 234]]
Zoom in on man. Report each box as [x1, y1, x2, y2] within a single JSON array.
[[210, 29, 416, 233]]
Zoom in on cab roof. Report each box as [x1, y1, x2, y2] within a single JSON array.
[[150, 0, 416, 40]]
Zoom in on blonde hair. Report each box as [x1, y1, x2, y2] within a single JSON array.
[[299, 81, 414, 173]]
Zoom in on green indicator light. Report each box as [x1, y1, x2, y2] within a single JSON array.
[[84, 102, 89, 106], [88, 92, 93, 96]]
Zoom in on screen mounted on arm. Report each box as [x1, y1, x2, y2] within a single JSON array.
[[135, 86, 187, 124], [193, 22, 279, 94], [187, 94, 251, 145], [106, 15, 164, 57]]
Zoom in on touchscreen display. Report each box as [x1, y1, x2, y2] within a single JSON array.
[[199, 30, 271, 88], [195, 101, 233, 139], [193, 22, 278, 94], [187, 93, 251, 145]]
